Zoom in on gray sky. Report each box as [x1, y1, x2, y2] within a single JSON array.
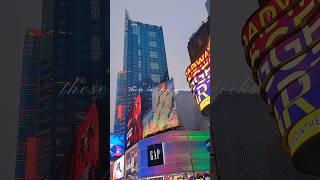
[[0, 0, 42, 178], [110, 0, 208, 132]]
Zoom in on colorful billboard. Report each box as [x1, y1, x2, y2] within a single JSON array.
[[73, 103, 100, 180], [186, 38, 210, 116], [142, 79, 180, 138], [113, 156, 125, 180], [137, 130, 210, 178], [242, 0, 320, 175], [127, 94, 143, 149], [110, 134, 125, 160], [125, 144, 139, 180]]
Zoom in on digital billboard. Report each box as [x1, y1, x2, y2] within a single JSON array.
[[125, 144, 139, 180], [142, 79, 180, 138], [110, 134, 125, 160], [73, 103, 100, 180], [242, 0, 320, 175], [113, 156, 125, 180], [137, 130, 210, 178], [186, 38, 210, 116], [127, 94, 143, 149]]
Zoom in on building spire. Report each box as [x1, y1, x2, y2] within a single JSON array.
[[125, 9, 131, 21]]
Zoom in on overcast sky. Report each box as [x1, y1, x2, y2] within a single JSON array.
[[110, 0, 208, 132]]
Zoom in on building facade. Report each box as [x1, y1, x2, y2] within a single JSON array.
[[211, 92, 320, 180], [15, 28, 43, 180], [113, 71, 127, 134], [38, 0, 108, 179], [175, 90, 209, 131], [120, 11, 169, 136]]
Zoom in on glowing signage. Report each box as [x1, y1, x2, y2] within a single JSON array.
[[256, 14, 320, 89], [288, 108, 320, 155], [142, 79, 180, 138], [248, 0, 319, 68], [126, 94, 142, 149], [242, 0, 320, 174], [118, 104, 123, 120], [186, 39, 210, 114]]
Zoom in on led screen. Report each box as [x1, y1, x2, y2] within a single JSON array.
[[242, 0, 320, 174], [142, 79, 180, 138], [126, 94, 143, 149], [186, 38, 210, 115], [113, 156, 125, 180], [110, 134, 125, 160], [125, 144, 139, 180]]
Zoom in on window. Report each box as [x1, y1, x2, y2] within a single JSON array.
[[148, 31, 156, 38], [149, 41, 157, 47], [138, 73, 142, 81], [138, 49, 141, 56], [91, 0, 100, 20], [150, 51, 158, 58], [132, 23, 139, 34], [150, 62, 159, 70], [151, 74, 160, 83], [138, 61, 142, 68], [91, 35, 101, 62]]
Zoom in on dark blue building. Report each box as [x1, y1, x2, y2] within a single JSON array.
[[38, 0, 108, 179], [113, 71, 127, 134], [15, 29, 42, 180], [113, 11, 169, 134]]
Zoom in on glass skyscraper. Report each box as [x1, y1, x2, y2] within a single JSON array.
[[38, 0, 108, 179], [113, 11, 169, 134], [113, 71, 127, 134], [15, 29, 42, 180]]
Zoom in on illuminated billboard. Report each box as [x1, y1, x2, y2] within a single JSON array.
[[110, 134, 125, 160], [137, 130, 210, 178], [142, 79, 180, 138], [242, 0, 320, 175], [125, 144, 139, 180], [185, 38, 210, 116], [127, 94, 143, 149], [113, 156, 125, 180]]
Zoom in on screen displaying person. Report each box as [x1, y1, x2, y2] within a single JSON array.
[[151, 81, 175, 132]]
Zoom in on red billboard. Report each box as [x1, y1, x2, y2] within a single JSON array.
[[73, 103, 100, 179], [126, 94, 143, 148]]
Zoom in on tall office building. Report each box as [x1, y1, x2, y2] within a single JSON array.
[[38, 0, 108, 179], [113, 71, 127, 134], [121, 11, 169, 130], [211, 92, 320, 180], [15, 29, 43, 180]]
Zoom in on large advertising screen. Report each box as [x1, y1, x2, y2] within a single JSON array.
[[186, 38, 210, 116], [125, 144, 139, 180], [110, 134, 125, 160], [242, 0, 320, 175], [113, 156, 125, 180], [142, 79, 180, 138], [127, 94, 143, 149]]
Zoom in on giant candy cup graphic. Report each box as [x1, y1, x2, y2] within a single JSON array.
[[242, 0, 320, 175]]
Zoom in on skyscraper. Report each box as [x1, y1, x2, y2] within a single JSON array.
[[38, 0, 108, 179], [113, 71, 127, 134], [15, 28, 43, 180], [118, 11, 169, 134]]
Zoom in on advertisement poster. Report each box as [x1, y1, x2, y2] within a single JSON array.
[[73, 103, 100, 180], [125, 144, 139, 180], [113, 156, 125, 180], [110, 134, 125, 160], [127, 94, 143, 149], [142, 79, 180, 137]]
